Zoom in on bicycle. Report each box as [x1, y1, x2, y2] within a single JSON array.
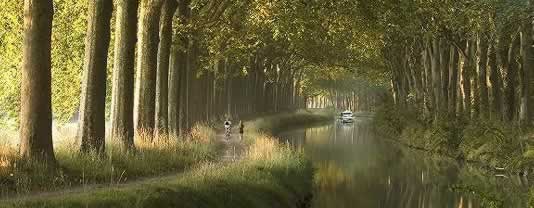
[[224, 126, 231, 138]]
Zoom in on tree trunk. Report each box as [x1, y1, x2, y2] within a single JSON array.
[[462, 41, 473, 117], [111, 0, 138, 151], [20, 0, 56, 163], [135, 0, 163, 137], [502, 35, 520, 121], [440, 39, 450, 109], [448, 47, 459, 114], [478, 33, 489, 118], [489, 42, 503, 120], [155, 0, 177, 139], [78, 0, 113, 154], [431, 38, 442, 120], [168, 45, 186, 137], [522, 21, 534, 125]]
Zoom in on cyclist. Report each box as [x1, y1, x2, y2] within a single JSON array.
[[224, 119, 232, 137]]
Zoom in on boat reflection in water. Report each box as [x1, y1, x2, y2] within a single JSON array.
[[278, 118, 529, 208]]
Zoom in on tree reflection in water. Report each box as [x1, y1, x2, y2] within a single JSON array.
[[278, 119, 528, 208]]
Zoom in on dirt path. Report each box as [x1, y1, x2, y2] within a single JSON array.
[[216, 127, 246, 162], [0, 171, 186, 202]]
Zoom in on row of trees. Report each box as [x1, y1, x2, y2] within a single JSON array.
[[10, 0, 384, 164], [383, 0, 534, 125], [304, 67, 386, 112]]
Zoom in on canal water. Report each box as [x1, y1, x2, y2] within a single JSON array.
[[277, 118, 529, 208]]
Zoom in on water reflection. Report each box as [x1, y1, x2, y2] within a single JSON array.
[[278, 118, 528, 208]]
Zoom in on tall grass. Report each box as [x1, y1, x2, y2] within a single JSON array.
[[3, 137, 313, 208], [0, 123, 217, 196]]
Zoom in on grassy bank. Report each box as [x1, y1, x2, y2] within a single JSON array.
[[3, 136, 313, 208], [247, 109, 333, 134], [0, 124, 218, 197], [1, 109, 331, 207], [373, 105, 533, 171]]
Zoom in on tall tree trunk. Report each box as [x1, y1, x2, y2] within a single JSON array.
[[422, 45, 432, 116], [111, 0, 138, 151], [20, 0, 56, 163], [155, 0, 177, 139], [507, 35, 521, 121], [478, 33, 489, 118], [522, 21, 534, 125], [489, 42, 503, 120], [135, 0, 163, 137], [448, 47, 459, 114], [470, 40, 480, 117], [168, 45, 186, 137], [78, 0, 113, 154], [431, 38, 442, 120], [440, 39, 450, 109], [462, 41, 473, 117]]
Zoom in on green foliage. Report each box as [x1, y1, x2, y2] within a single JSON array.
[[460, 119, 525, 167], [0, 1, 23, 126], [0, 0, 389, 126], [0, 0, 89, 124]]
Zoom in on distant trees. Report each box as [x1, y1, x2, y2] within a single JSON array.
[[384, 1, 534, 126], [19, 0, 56, 163]]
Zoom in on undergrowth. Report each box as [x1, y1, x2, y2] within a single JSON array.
[[373, 104, 532, 171]]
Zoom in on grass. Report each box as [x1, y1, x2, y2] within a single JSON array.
[[0, 109, 331, 207], [2, 135, 313, 208], [372, 104, 533, 170], [0, 123, 218, 196]]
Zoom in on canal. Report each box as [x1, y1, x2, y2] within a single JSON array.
[[278, 117, 529, 208]]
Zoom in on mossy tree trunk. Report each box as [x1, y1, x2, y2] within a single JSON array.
[[135, 0, 163, 137], [20, 0, 56, 163], [489, 42, 503, 120], [448, 47, 459, 115], [430, 38, 442, 120], [522, 20, 534, 125], [111, 0, 138, 151], [78, 0, 113, 154], [478, 33, 489, 118], [155, 0, 177, 139]]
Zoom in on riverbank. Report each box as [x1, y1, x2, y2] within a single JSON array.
[[372, 105, 534, 206], [1, 109, 332, 207]]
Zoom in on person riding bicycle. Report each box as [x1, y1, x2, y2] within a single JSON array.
[[224, 119, 232, 136]]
